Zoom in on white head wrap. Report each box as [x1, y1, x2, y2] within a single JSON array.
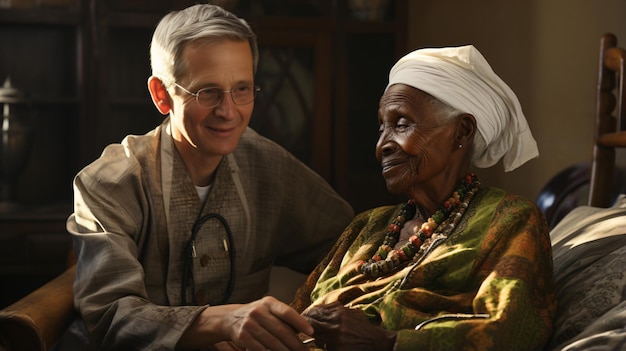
[[387, 45, 538, 172]]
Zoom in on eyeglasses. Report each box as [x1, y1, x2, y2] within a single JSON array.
[[172, 82, 261, 108]]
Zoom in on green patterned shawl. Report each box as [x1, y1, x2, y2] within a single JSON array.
[[293, 187, 556, 351]]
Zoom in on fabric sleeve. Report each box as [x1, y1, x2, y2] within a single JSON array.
[[67, 146, 205, 350], [390, 196, 556, 351], [294, 192, 556, 351], [291, 209, 378, 312], [272, 147, 355, 273]]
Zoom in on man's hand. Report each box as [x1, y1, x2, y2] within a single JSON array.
[[179, 296, 313, 351]]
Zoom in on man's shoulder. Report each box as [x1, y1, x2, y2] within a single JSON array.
[[234, 127, 296, 163], [78, 125, 161, 183], [238, 127, 286, 151]]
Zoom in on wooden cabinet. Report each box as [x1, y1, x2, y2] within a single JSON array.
[[241, 0, 409, 212], [0, 0, 407, 307], [0, 1, 83, 308], [333, 8, 409, 212], [0, 3, 84, 206], [1, 0, 409, 210], [0, 204, 71, 308]]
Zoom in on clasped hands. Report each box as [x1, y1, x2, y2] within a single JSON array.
[[202, 298, 395, 351], [300, 301, 396, 351]]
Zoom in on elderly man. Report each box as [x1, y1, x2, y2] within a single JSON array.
[[64, 4, 353, 351]]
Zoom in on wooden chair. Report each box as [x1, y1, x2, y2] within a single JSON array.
[[0, 265, 76, 351], [589, 32, 626, 207], [538, 33, 626, 226]]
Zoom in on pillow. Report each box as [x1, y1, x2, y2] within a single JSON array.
[[548, 244, 626, 349], [546, 195, 626, 350], [555, 300, 626, 351]]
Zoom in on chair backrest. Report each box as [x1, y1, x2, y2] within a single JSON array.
[[589, 33, 626, 207], [537, 33, 626, 228]]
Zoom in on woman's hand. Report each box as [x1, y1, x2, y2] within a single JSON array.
[[179, 296, 313, 351], [302, 302, 396, 351]]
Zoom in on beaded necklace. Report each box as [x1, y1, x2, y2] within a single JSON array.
[[357, 173, 481, 279]]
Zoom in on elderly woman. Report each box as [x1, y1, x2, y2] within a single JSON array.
[[293, 45, 556, 351]]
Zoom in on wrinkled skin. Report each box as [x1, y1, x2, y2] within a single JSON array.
[[148, 39, 255, 187], [302, 302, 396, 351], [375, 84, 476, 218], [183, 296, 312, 351], [301, 84, 477, 351]]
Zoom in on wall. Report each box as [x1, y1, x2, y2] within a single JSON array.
[[407, 0, 626, 201]]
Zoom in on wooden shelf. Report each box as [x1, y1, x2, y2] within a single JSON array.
[[110, 98, 153, 106], [105, 12, 162, 28], [247, 16, 334, 31], [30, 97, 79, 105], [0, 8, 80, 25], [340, 19, 400, 33]]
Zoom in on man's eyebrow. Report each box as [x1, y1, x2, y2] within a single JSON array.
[[193, 79, 254, 89]]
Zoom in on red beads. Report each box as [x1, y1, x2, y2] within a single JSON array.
[[358, 173, 480, 279], [409, 235, 422, 247], [396, 249, 407, 260]]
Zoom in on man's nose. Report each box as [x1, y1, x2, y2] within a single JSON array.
[[213, 92, 237, 118]]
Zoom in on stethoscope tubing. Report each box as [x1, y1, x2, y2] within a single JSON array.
[[181, 213, 236, 305]]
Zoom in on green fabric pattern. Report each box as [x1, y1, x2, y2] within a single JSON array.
[[293, 187, 556, 351]]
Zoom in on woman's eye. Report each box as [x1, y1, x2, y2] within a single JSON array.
[[396, 118, 409, 129]]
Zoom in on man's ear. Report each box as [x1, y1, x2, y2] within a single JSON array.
[[147, 76, 172, 115], [454, 113, 477, 146]]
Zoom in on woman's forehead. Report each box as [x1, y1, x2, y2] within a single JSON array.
[[380, 85, 432, 113]]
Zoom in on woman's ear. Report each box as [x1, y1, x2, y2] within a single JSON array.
[[147, 76, 172, 115], [454, 113, 477, 147]]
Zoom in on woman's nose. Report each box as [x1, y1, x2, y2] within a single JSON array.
[[376, 133, 397, 158]]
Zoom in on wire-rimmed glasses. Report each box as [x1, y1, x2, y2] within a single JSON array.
[[172, 82, 261, 108]]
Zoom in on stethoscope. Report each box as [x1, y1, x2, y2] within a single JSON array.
[[181, 212, 236, 306]]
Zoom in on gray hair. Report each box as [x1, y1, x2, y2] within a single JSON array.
[[424, 92, 486, 164], [150, 4, 258, 85]]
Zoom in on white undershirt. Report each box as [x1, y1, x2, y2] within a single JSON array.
[[195, 184, 211, 202]]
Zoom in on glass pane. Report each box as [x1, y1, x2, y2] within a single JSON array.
[[251, 46, 314, 165]]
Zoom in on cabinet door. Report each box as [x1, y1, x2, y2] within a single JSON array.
[[334, 1, 409, 213], [0, 13, 82, 205], [91, 25, 161, 158], [252, 29, 333, 182]]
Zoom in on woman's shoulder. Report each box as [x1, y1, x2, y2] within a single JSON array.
[[477, 186, 547, 232], [480, 186, 539, 210]]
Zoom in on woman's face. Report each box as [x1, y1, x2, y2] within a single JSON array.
[[376, 84, 458, 195]]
